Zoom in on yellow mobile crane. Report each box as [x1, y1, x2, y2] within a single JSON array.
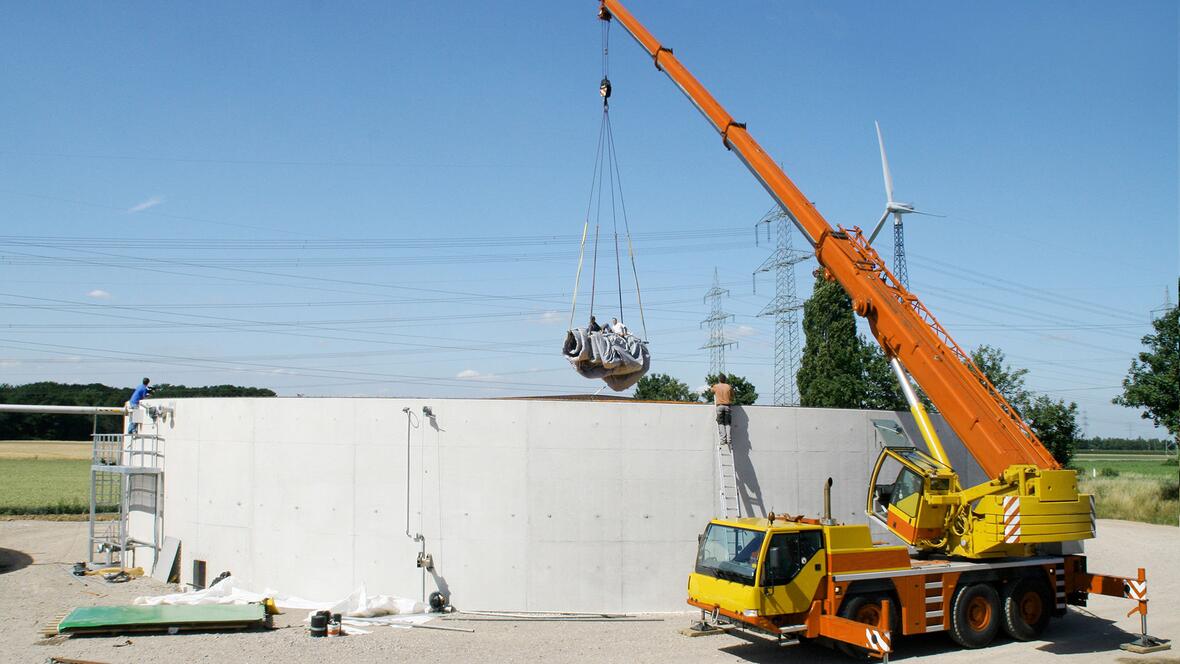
[[597, 0, 1168, 657]]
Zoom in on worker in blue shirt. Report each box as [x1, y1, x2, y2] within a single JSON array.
[[127, 377, 152, 434]]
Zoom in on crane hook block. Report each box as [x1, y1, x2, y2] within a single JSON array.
[[600, 77, 612, 99]]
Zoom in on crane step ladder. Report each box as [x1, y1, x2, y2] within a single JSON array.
[[716, 428, 739, 518]]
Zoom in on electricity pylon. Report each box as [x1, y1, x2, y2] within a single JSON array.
[[754, 209, 809, 406], [701, 268, 736, 376]]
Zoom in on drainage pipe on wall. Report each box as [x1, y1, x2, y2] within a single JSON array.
[[402, 406, 428, 603]]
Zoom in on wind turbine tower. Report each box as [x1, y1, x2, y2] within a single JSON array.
[[868, 121, 929, 289]]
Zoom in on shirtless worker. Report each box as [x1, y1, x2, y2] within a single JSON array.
[[708, 373, 733, 445]]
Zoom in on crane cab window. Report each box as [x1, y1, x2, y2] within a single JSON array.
[[872, 456, 924, 519], [695, 524, 764, 586], [761, 531, 824, 587]]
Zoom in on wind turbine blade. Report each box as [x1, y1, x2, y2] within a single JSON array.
[[876, 121, 894, 202], [868, 208, 890, 244], [911, 210, 947, 218]]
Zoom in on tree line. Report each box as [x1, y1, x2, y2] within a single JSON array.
[[0, 381, 275, 440], [1076, 436, 1174, 452]]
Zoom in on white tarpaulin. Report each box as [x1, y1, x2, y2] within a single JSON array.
[[134, 577, 433, 632], [563, 328, 650, 391]]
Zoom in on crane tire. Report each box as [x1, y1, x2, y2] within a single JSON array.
[[1002, 576, 1052, 640], [835, 593, 897, 658], [949, 583, 1001, 648]]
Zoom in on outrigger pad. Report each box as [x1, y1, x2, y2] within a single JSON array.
[[563, 328, 651, 391]]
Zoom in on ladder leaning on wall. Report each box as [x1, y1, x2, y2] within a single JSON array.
[[715, 421, 739, 519]]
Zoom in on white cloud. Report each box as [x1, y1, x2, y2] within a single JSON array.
[[128, 196, 164, 213], [0, 359, 20, 368], [537, 311, 564, 325], [731, 324, 759, 338], [456, 368, 500, 381], [87, 289, 112, 299]]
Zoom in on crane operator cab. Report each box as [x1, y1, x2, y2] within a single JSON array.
[[868, 445, 1096, 559], [869, 447, 958, 551]]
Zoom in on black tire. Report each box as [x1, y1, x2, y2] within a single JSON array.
[[836, 594, 898, 658], [1002, 576, 1052, 640], [950, 583, 1001, 648]]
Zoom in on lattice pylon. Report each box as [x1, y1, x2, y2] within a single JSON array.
[[893, 217, 909, 290], [701, 267, 736, 376], [754, 209, 810, 406]]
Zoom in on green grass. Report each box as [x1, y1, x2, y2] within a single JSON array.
[[1071, 453, 1178, 479], [1079, 476, 1179, 526], [0, 458, 98, 514], [1071, 452, 1179, 526]]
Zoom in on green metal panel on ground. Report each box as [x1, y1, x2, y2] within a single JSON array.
[[58, 604, 266, 633]]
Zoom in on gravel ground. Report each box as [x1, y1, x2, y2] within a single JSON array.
[[1, 519, 1175, 663]]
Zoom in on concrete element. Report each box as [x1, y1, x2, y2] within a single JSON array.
[[131, 397, 982, 612]]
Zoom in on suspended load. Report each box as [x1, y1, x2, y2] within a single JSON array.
[[563, 327, 650, 391], [563, 16, 651, 391]]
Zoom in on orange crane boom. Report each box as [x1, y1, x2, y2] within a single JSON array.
[[600, 0, 1057, 478]]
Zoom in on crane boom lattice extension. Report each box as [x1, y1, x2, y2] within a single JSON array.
[[701, 268, 736, 376], [754, 209, 808, 406]]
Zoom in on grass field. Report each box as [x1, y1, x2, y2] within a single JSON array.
[[1072, 452, 1178, 526], [0, 458, 94, 514], [0, 440, 90, 461], [1071, 452, 1177, 479]]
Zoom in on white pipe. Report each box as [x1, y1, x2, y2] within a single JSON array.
[[0, 403, 126, 415]]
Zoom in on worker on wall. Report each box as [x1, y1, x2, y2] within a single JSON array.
[[708, 374, 733, 445], [127, 377, 152, 435]]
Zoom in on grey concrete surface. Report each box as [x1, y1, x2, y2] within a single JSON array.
[[130, 397, 979, 611], [0, 519, 1173, 663]]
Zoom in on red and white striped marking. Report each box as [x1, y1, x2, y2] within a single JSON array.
[[1125, 579, 1147, 601], [865, 627, 891, 654], [1002, 496, 1022, 543]]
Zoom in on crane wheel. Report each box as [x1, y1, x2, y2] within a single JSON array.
[[949, 583, 1001, 648], [1001, 576, 1052, 640], [835, 593, 898, 658]]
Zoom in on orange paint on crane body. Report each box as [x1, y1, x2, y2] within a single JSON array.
[[600, 0, 1057, 477]]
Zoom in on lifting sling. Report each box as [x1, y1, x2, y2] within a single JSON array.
[[564, 16, 650, 391]]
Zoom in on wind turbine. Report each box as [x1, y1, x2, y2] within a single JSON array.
[[867, 121, 928, 289]]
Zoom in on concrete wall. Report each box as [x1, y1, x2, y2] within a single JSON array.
[[133, 397, 983, 612]]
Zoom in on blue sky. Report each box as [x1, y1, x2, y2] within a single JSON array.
[[0, 1, 1175, 439]]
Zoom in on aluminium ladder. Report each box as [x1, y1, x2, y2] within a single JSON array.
[[715, 424, 739, 518]]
